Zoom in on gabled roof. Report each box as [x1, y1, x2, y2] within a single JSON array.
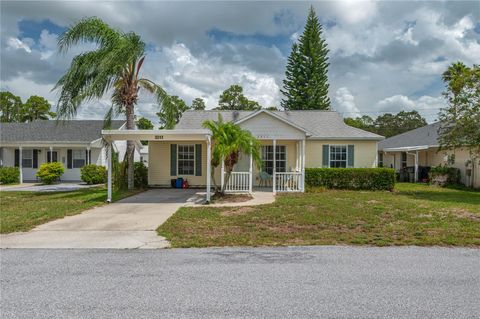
[[176, 110, 384, 140], [0, 120, 125, 144], [378, 122, 441, 151]]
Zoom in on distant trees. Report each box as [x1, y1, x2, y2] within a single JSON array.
[[156, 95, 189, 129], [0, 91, 56, 123], [344, 110, 427, 138], [282, 6, 330, 110], [191, 98, 206, 110], [218, 85, 261, 110], [137, 117, 154, 130]]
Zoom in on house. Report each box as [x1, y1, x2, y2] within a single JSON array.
[[378, 122, 479, 188], [102, 109, 384, 201], [0, 120, 142, 183]]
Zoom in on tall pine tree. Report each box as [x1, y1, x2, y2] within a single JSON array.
[[281, 6, 330, 110]]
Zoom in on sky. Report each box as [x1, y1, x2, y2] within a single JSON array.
[[1, 1, 479, 124]]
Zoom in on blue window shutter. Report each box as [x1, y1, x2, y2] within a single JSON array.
[[348, 145, 354, 167], [170, 144, 177, 176], [322, 145, 329, 167], [195, 144, 202, 176], [14, 149, 19, 167], [67, 149, 72, 169], [33, 150, 38, 169]]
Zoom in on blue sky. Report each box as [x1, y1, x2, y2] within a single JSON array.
[[1, 1, 479, 123]]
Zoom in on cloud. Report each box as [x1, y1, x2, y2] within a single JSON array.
[[7, 37, 31, 52], [334, 87, 360, 115], [376, 95, 445, 122]]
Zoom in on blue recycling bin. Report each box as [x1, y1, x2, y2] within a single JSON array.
[[175, 178, 183, 188]]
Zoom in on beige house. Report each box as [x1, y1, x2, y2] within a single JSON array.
[[378, 122, 479, 188], [103, 110, 383, 202], [0, 120, 141, 182]]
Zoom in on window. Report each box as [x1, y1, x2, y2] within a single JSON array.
[[329, 145, 347, 168], [178, 145, 195, 175], [261, 145, 286, 175], [73, 150, 86, 168], [22, 149, 33, 168], [401, 152, 407, 168]]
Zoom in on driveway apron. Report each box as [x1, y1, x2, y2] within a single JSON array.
[[0, 189, 199, 249]]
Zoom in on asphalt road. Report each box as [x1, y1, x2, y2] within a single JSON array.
[[1, 246, 479, 319]]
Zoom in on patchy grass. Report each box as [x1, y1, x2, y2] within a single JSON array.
[[210, 193, 253, 204], [0, 187, 142, 233], [157, 183, 480, 248]]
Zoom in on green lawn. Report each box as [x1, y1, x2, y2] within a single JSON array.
[[0, 187, 142, 233], [157, 183, 480, 248]]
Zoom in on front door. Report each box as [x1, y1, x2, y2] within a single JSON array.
[[47, 151, 58, 163]]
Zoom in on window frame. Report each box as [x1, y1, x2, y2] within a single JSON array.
[[329, 145, 348, 168], [177, 144, 195, 176], [401, 152, 407, 168], [47, 150, 58, 163], [378, 152, 384, 167], [261, 145, 287, 175], [22, 149, 33, 168], [72, 149, 86, 169]]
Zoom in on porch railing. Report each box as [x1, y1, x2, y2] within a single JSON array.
[[224, 172, 251, 193], [275, 172, 302, 192]]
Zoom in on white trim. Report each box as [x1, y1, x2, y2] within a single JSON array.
[[206, 135, 211, 202], [107, 143, 112, 203], [308, 136, 384, 141], [382, 145, 430, 152], [233, 109, 311, 135]]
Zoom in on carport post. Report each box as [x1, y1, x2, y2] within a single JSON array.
[[107, 142, 112, 203], [206, 135, 211, 202], [19, 146, 23, 184], [414, 150, 419, 183]]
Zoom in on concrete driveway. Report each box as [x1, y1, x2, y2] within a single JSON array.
[[0, 189, 199, 249]]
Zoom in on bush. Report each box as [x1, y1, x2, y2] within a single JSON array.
[[429, 166, 460, 186], [81, 164, 107, 185], [305, 168, 395, 191], [134, 161, 148, 188], [0, 167, 20, 184], [36, 162, 64, 185]]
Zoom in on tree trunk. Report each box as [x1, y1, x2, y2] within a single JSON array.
[[126, 103, 135, 190]]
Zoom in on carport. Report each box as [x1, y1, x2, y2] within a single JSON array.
[[102, 129, 212, 203]]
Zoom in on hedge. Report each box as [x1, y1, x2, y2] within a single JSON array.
[[134, 162, 148, 188], [305, 168, 395, 191], [81, 164, 107, 185], [0, 167, 20, 184], [36, 162, 64, 185]]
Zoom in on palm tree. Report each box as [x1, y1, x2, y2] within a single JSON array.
[[54, 17, 170, 190], [203, 115, 261, 195]]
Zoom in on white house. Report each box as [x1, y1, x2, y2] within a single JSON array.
[[378, 122, 480, 188], [102, 110, 384, 201], [0, 120, 142, 182]]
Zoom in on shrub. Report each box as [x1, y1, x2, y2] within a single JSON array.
[[134, 161, 148, 188], [305, 168, 395, 191], [429, 166, 460, 186], [81, 164, 107, 185], [36, 162, 64, 185], [0, 167, 20, 184]]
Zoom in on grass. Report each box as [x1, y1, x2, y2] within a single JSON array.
[[0, 187, 142, 233], [157, 183, 480, 248]]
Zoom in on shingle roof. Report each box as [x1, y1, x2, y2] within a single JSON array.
[[378, 122, 441, 150], [0, 120, 125, 144], [176, 110, 384, 140]]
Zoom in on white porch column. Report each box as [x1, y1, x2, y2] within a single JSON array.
[[87, 146, 90, 165], [249, 143, 253, 193], [19, 146, 23, 184], [273, 139, 276, 193], [107, 142, 112, 203], [49, 146, 53, 163], [295, 141, 299, 171], [301, 139, 306, 192], [220, 157, 225, 190], [414, 150, 419, 183], [206, 135, 211, 202]]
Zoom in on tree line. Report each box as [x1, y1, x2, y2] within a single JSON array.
[[0, 92, 56, 123]]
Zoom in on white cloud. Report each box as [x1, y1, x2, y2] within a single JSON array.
[[7, 37, 32, 53], [376, 94, 445, 122], [334, 87, 360, 115]]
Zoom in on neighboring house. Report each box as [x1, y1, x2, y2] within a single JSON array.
[[0, 120, 142, 182], [102, 109, 383, 201], [378, 122, 479, 188]]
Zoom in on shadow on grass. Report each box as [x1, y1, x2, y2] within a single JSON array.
[[397, 186, 480, 205]]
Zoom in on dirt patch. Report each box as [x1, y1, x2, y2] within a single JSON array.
[[212, 194, 253, 204], [367, 200, 380, 204], [220, 206, 256, 216]]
